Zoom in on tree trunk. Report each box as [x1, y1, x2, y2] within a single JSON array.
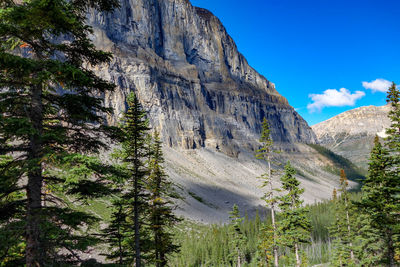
[[271, 205, 279, 267], [268, 156, 279, 267], [26, 84, 44, 266], [265, 249, 269, 265], [237, 248, 241, 267], [387, 229, 395, 267], [118, 205, 123, 265], [134, 133, 141, 267], [344, 199, 354, 261], [294, 243, 301, 267], [134, 172, 141, 267]]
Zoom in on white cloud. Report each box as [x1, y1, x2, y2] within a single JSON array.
[[307, 88, 365, 112], [362, 78, 391, 92]]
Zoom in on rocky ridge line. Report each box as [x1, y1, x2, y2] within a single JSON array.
[[88, 0, 316, 156]]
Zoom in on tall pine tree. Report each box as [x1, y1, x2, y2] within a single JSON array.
[[358, 135, 398, 266], [0, 0, 119, 265], [357, 82, 400, 266], [104, 92, 151, 266], [384, 82, 400, 265], [256, 117, 280, 267], [228, 204, 246, 267], [147, 131, 181, 267], [277, 161, 311, 267], [329, 170, 356, 266]]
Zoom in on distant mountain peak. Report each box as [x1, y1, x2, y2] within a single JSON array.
[[311, 104, 391, 169]]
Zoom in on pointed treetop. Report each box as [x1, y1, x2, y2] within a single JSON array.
[[229, 204, 240, 220], [339, 169, 348, 187], [332, 188, 337, 201], [260, 117, 272, 144], [256, 117, 274, 159], [386, 82, 399, 107], [373, 135, 380, 145]]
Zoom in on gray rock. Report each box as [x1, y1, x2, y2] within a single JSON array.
[[87, 0, 316, 156], [312, 105, 391, 169]]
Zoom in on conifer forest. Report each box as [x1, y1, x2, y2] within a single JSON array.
[[0, 0, 399, 266]]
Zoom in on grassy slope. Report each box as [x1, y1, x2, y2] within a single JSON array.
[[307, 144, 366, 185]]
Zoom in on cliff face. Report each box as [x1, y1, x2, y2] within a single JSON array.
[[87, 0, 316, 155], [312, 105, 391, 169]]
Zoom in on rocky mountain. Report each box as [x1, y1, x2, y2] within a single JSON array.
[[88, 0, 316, 156], [86, 0, 349, 222], [312, 105, 391, 170]]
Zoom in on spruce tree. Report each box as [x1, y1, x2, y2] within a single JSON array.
[[358, 135, 398, 266], [329, 170, 356, 266], [386, 82, 400, 158], [147, 131, 181, 267], [257, 222, 274, 266], [102, 197, 128, 265], [277, 161, 311, 267], [256, 117, 279, 267], [353, 212, 384, 266], [340, 170, 355, 261], [384, 82, 400, 266], [356, 81, 400, 266], [330, 193, 346, 267], [228, 204, 246, 267], [0, 0, 119, 265], [104, 92, 151, 266]]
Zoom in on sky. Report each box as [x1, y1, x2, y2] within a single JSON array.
[[190, 0, 400, 125]]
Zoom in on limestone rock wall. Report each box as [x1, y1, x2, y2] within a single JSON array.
[[88, 0, 316, 155]]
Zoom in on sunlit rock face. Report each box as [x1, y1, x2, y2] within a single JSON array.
[[88, 0, 316, 156], [312, 105, 391, 169]]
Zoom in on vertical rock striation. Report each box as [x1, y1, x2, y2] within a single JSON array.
[[88, 0, 316, 155]]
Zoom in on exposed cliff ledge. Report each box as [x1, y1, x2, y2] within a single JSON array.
[[88, 0, 316, 155]]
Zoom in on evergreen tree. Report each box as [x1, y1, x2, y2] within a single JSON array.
[[355, 82, 400, 267], [384, 82, 400, 266], [104, 93, 151, 266], [257, 222, 274, 266], [358, 134, 399, 266], [340, 170, 355, 261], [386, 82, 400, 157], [330, 196, 346, 267], [353, 212, 384, 266], [329, 170, 356, 266], [256, 117, 280, 267], [228, 204, 246, 267], [332, 188, 337, 201], [0, 0, 119, 265], [147, 131, 181, 267], [102, 197, 129, 265], [277, 161, 311, 267]]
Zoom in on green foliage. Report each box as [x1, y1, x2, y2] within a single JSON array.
[[102, 93, 151, 266], [103, 98, 181, 267], [386, 82, 400, 155], [228, 204, 247, 266], [147, 131, 181, 267], [353, 212, 384, 266], [277, 162, 311, 266], [356, 134, 400, 265], [329, 170, 357, 266], [256, 118, 273, 157], [169, 201, 338, 267], [170, 216, 263, 266], [307, 144, 366, 183], [257, 221, 274, 266], [0, 0, 120, 265], [256, 117, 279, 266]]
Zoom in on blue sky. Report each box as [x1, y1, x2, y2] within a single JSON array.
[[190, 0, 400, 125]]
